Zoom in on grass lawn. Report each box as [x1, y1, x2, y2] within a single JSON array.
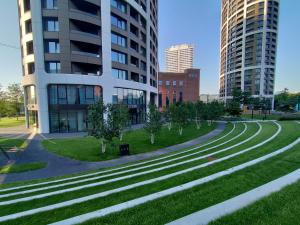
[[2, 122, 300, 225], [241, 113, 281, 120], [0, 117, 25, 128], [210, 179, 300, 225], [0, 138, 26, 149], [0, 162, 47, 174], [42, 122, 217, 162]]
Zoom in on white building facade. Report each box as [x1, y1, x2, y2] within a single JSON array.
[[165, 44, 194, 73], [18, 0, 158, 133], [219, 0, 279, 106]]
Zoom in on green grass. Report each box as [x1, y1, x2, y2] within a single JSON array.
[[241, 114, 280, 120], [210, 180, 300, 225], [0, 162, 47, 174], [42, 122, 217, 162], [0, 117, 25, 128], [0, 122, 299, 225], [0, 123, 234, 190], [0, 138, 26, 149]]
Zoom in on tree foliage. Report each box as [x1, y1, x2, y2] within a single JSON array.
[[144, 105, 162, 144], [169, 103, 189, 135]]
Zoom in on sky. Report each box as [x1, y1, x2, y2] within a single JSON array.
[[0, 0, 299, 94]]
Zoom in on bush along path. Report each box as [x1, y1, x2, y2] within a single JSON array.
[[0, 122, 299, 225]]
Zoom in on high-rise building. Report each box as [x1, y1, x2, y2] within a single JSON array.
[[18, 0, 158, 133], [219, 0, 279, 105], [165, 44, 194, 73]]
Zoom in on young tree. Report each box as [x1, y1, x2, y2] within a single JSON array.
[[170, 103, 189, 135], [88, 98, 106, 153], [207, 101, 225, 124], [0, 85, 8, 119], [6, 83, 23, 119], [110, 104, 129, 141], [162, 106, 172, 131], [194, 101, 205, 129], [227, 100, 242, 117], [144, 105, 162, 144]]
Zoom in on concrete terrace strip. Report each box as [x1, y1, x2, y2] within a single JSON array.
[[0, 123, 253, 204], [0, 123, 236, 193], [48, 125, 297, 225], [166, 169, 300, 225], [0, 123, 244, 198], [0, 122, 226, 184], [0, 122, 278, 221]]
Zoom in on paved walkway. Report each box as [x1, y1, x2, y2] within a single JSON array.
[[0, 125, 31, 139], [166, 168, 300, 225], [0, 122, 226, 184]]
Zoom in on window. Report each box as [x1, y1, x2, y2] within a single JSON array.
[[166, 96, 169, 107], [26, 41, 34, 55], [158, 80, 162, 86], [24, 0, 31, 12], [173, 91, 177, 104], [111, 0, 126, 13], [42, 0, 58, 9], [27, 62, 35, 74], [179, 92, 183, 102], [43, 18, 59, 32], [25, 19, 32, 34], [179, 81, 184, 86], [112, 50, 127, 64], [25, 85, 36, 105], [158, 93, 162, 108], [111, 32, 126, 47], [112, 68, 128, 80], [111, 14, 126, 30], [166, 81, 170, 86], [45, 61, 61, 73], [141, 61, 147, 71], [45, 40, 60, 53], [140, 46, 146, 57], [173, 81, 177, 86]]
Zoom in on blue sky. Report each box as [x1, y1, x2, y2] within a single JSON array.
[[0, 0, 299, 94]]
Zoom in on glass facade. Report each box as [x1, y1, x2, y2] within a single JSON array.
[[112, 87, 146, 125], [48, 84, 102, 133]]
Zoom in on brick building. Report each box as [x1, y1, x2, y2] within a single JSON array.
[[158, 69, 200, 109]]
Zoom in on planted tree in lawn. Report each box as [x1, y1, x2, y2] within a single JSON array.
[[185, 102, 196, 126], [88, 99, 119, 154], [110, 104, 129, 141], [170, 103, 189, 136], [162, 106, 172, 131], [144, 104, 162, 144], [0, 85, 8, 119], [6, 83, 23, 120], [194, 101, 205, 129], [208, 101, 225, 124]]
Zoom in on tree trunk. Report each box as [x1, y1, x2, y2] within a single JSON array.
[[179, 127, 183, 136], [208, 120, 212, 126], [150, 133, 155, 144], [196, 120, 201, 130], [101, 139, 106, 153], [168, 122, 172, 131], [120, 132, 123, 141]]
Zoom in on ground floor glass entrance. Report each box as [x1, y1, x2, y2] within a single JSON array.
[[49, 110, 88, 133]]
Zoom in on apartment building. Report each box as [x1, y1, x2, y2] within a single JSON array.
[[18, 0, 158, 133], [219, 0, 279, 106], [165, 44, 194, 73]]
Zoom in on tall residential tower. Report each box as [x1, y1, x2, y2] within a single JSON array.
[[18, 0, 158, 133], [219, 0, 279, 105], [165, 44, 194, 73]]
